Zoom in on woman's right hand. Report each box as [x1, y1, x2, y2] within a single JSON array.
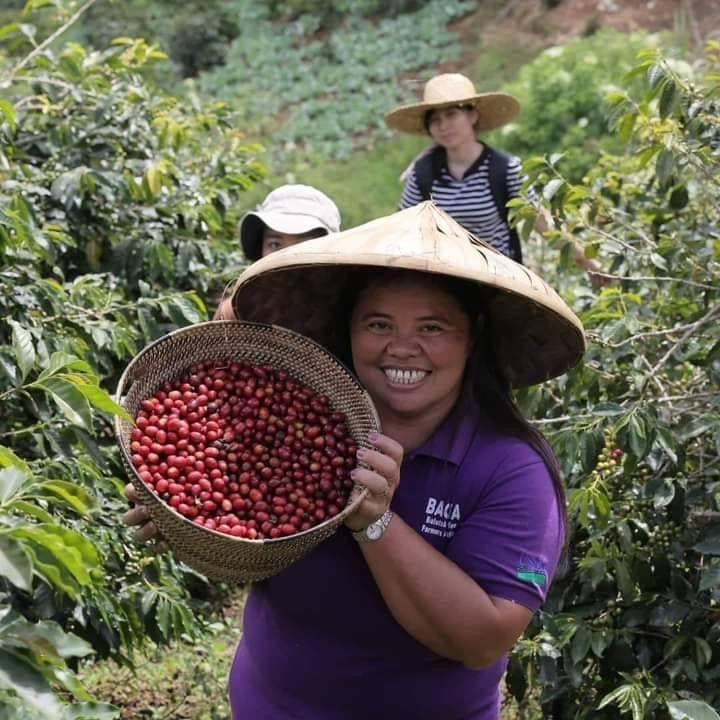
[[122, 484, 170, 553]]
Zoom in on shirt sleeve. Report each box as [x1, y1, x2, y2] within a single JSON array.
[[399, 166, 424, 209], [446, 442, 563, 611]]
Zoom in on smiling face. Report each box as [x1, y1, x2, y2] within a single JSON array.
[[350, 275, 473, 428], [426, 105, 478, 150]]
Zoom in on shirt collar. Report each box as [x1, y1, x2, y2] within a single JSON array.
[[438, 144, 490, 180], [406, 390, 480, 467]]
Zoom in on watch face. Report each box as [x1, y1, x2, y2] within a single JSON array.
[[367, 522, 383, 540]]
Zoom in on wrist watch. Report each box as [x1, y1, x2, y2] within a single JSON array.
[[352, 510, 394, 544]]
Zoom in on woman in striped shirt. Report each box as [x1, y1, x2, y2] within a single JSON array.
[[386, 73, 604, 279]]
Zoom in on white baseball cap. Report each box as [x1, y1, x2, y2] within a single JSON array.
[[240, 184, 341, 260]]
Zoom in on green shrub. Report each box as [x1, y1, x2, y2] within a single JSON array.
[[73, 0, 240, 83], [506, 44, 720, 719], [266, 0, 427, 30], [495, 30, 658, 182], [200, 0, 474, 161], [0, 8, 263, 716]]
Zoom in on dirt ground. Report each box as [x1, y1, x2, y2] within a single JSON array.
[[495, 0, 720, 45]]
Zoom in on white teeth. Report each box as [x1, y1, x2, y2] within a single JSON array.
[[384, 368, 428, 385]]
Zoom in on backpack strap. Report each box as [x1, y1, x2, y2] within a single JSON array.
[[413, 145, 445, 201], [485, 145, 523, 264], [415, 143, 524, 264]]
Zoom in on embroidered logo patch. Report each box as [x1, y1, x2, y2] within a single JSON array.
[[516, 555, 548, 585]]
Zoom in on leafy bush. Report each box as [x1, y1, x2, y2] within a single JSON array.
[[496, 30, 657, 182], [266, 0, 427, 30], [200, 0, 474, 160], [75, 0, 240, 81], [0, 5, 264, 716], [506, 44, 720, 720]]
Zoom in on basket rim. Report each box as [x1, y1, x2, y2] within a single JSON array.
[[113, 320, 377, 547]]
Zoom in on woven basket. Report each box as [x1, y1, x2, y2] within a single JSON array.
[[114, 321, 379, 584]]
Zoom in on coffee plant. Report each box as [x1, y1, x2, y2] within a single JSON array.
[[506, 44, 720, 719], [0, 2, 264, 716]]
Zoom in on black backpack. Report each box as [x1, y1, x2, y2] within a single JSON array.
[[413, 144, 523, 264]]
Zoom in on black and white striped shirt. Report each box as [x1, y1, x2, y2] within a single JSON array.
[[400, 145, 529, 258]]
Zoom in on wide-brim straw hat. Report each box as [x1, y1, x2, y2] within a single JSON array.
[[385, 73, 520, 135], [229, 202, 585, 388]]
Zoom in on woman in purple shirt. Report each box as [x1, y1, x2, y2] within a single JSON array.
[[125, 202, 584, 720]]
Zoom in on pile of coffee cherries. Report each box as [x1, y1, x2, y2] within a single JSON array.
[[129, 361, 358, 539]]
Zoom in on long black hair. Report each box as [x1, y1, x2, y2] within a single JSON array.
[[335, 267, 567, 539]]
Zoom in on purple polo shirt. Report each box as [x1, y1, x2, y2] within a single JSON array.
[[229, 399, 563, 719]]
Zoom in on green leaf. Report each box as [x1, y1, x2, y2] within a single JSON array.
[[614, 559, 635, 600], [699, 563, 720, 592], [165, 295, 203, 326], [157, 597, 171, 638], [11, 500, 54, 524], [543, 178, 564, 201], [650, 252, 668, 270], [137, 307, 162, 342], [599, 683, 632, 710], [37, 352, 93, 381], [592, 402, 625, 417], [654, 426, 678, 464], [656, 148, 675, 187], [38, 480, 93, 515], [647, 63, 666, 89], [31, 377, 92, 430], [70, 380, 132, 421], [694, 637, 712, 667], [659, 79, 678, 119], [0, 446, 31, 475], [636, 143, 662, 167], [23, 0, 57, 14], [679, 416, 719, 442], [581, 428, 605, 473], [650, 477, 675, 509], [0, 23, 20, 42], [694, 539, 720, 554], [618, 112, 637, 143], [0, 467, 30, 504], [1, 612, 94, 660], [668, 700, 720, 720], [627, 413, 648, 458], [0, 535, 33, 591], [10, 524, 98, 593], [8, 319, 36, 381], [0, 649, 61, 718], [571, 625, 592, 663], [0, 98, 16, 131], [591, 629, 610, 657]]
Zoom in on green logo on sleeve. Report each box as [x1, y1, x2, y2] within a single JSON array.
[[516, 555, 548, 585]]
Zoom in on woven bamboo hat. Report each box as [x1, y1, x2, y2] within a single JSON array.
[[385, 73, 520, 135], [230, 202, 585, 388]]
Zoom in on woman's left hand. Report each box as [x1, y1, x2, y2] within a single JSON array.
[[344, 433, 403, 532]]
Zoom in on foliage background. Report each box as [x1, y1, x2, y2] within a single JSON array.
[[1, 1, 719, 719]]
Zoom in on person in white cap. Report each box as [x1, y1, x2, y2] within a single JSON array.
[[214, 184, 341, 320], [386, 73, 604, 282]]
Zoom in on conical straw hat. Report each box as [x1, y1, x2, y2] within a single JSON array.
[[230, 202, 585, 387], [385, 73, 520, 135]]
